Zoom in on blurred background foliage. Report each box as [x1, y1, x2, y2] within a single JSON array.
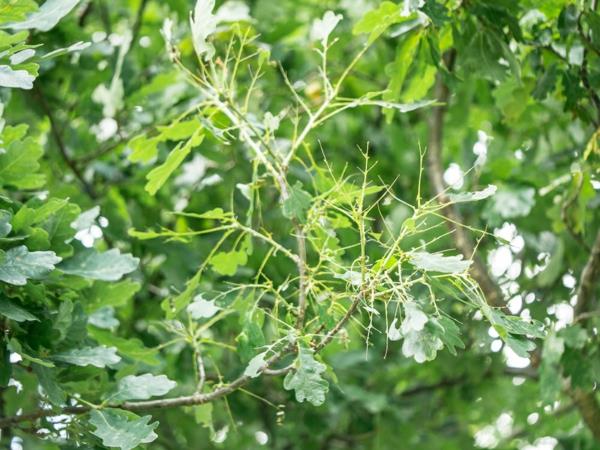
[[1, 0, 600, 449]]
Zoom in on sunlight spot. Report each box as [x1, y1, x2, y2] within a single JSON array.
[[75, 224, 103, 248], [562, 273, 576, 289], [522, 436, 558, 450], [175, 154, 216, 186], [554, 303, 574, 329], [503, 346, 530, 368], [8, 379, 22, 393], [491, 339, 503, 352], [94, 117, 118, 141], [507, 295, 522, 314], [108, 33, 125, 47], [506, 260, 522, 280], [473, 130, 490, 166], [512, 377, 525, 386], [255, 431, 269, 445], [488, 246, 513, 277], [139, 36, 151, 48], [92, 31, 107, 43], [10, 437, 23, 450], [569, 295, 578, 307], [443, 163, 464, 190]]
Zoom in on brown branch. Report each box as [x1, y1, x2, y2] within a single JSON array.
[[574, 225, 600, 318], [577, 2, 600, 126], [570, 388, 600, 441], [427, 50, 600, 441], [31, 86, 97, 199], [130, 0, 149, 48], [426, 51, 503, 307], [567, 227, 600, 441]]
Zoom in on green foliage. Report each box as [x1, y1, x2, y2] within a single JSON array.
[[58, 248, 139, 281], [283, 345, 329, 406], [89, 409, 158, 450], [0, 245, 60, 285], [110, 374, 177, 402], [53, 346, 121, 367], [1, 0, 600, 448]]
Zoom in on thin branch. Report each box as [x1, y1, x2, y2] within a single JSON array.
[[0, 289, 362, 428], [567, 228, 600, 442], [31, 86, 97, 199], [130, 0, 149, 48], [575, 229, 600, 317]]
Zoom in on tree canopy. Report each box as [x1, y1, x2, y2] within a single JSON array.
[[1, 0, 600, 449]]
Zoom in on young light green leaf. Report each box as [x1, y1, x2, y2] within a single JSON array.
[[89, 409, 158, 450], [448, 185, 497, 203], [408, 251, 471, 274], [283, 346, 329, 406], [210, 250, 247, 276], [383, 30, 422, 122], [59, 249, 139, 281], [112, 374, 177, 401], [175, 207, 228, 220], [4, 0, 80, 32], [0, 0, 38, 24], [0, 299, 38, 322], [310, 10, 343, 45], [127, 134, 162, 164], [0, 65, 35, 89], [190, 0, 217, 60], [145, 134, 204, 195], [187, 295, 220, 319], [352, 1, 404, 44], [243, 351, 268, 378], [157, 119, 199, 141], [0, 246, 61, 285], [53, 346, 121, 367], [281, 182, 312, 223]]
